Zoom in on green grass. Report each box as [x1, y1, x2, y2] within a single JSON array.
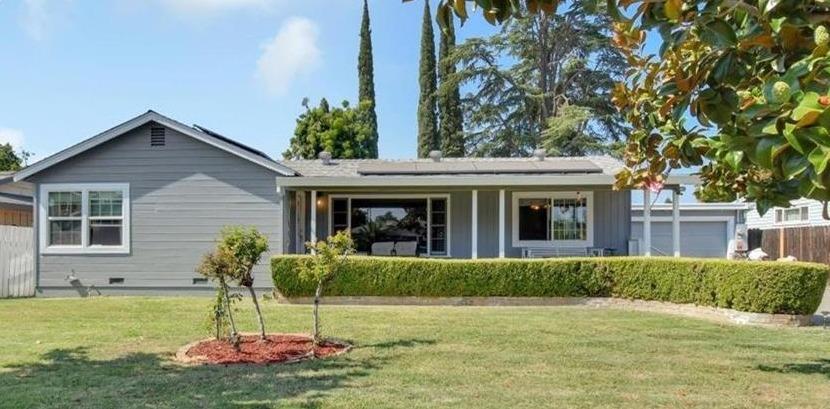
[[2, 297, 830, 408]]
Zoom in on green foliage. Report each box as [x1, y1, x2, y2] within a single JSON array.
[[418, 0, 440, 158], [218, 226, 269, 287], [446, 1, 627, 156], [284, 99, 377, 159], [298, 231, 355, 286], [358, 0, 379, 157], [438, 15, 465, 157], [273, 256, 829, 315], [0, 143, 30, 172]]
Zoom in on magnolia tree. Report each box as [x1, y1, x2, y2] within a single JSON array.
[[219, 226, 270, 341], [298, 231, 355, 347], [426, 0, 830, 217]]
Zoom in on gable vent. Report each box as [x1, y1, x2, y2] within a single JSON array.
[[150, 127, 166, 147]]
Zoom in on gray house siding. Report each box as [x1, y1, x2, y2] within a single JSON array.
[[293, 186, 630, 259], [30, 123, 283, 292]]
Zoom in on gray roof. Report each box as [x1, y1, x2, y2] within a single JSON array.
[[279, 156, 624, 178], [0, 171, 16, 184]]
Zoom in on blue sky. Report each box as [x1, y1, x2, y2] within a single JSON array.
[[0, 0, 498, 161]]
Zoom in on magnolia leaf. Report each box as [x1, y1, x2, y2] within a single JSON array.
[[755, 136, 784, 168], [783, 124, 807, 154], [703, 18, 737, 47], [809, 146, 830, 174], [765, 0, 783, 14], [664, 0, 682, 21], [783, 155, 810, 179]]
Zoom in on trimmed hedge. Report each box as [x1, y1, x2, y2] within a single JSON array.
[[271, 256, 830, 315]]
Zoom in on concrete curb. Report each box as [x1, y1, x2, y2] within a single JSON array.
[[276, 296, 812, 328]]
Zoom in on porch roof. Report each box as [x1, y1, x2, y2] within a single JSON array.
[[276, 156, 699, 188]]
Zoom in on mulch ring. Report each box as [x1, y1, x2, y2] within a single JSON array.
[[175, 333, 352, 366]]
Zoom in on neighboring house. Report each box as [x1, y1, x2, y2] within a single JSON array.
[[0, 171, 33, 226], [11, 111, 695, 296], [745, 199, 830, 230], [631, 203, 746, 258]]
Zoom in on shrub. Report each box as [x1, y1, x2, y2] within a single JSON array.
[[272, 256, 829, 315]]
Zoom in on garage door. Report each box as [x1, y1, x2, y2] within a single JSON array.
[[632, 221, 728, 258]]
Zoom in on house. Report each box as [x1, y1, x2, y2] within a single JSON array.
[[0, 171, 33, 226], [745, 198, 830, 264], [746, 199, 830, 230], [10, 111, 696, 296], [631, 203, 746, 258]]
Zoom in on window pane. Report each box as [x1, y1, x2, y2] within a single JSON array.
[[429, 199, 448, 255], [89, 191, 123, 217], [49, 221, 82, 246], [331, 198, 349, 234], [90, 220, 123, 246], [518, 198, 550, 241], [553, 198, 587, 241], [48, 192, 82, 217], [350, 198, 427, 256]]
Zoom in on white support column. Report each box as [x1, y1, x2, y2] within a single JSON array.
[[498, 189, 506, 258], [310, 190, 318, 244], [643, 189, 652, 257], [672, 188, 680, 257], [472, 190, 478, 259]]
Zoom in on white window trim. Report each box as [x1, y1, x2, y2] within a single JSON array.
[[328, 193, 452, 257], [774, 206, 810, 226], [40, 183, 131, 255], [512, 191, 594, 248]]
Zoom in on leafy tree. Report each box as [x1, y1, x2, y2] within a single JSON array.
[[431, 0, 830, 218], [196, 248, 241, 346], [438, 15, 465, 157], [299, 231, 355, 348], [358, 0, 379, 158], [0, 143, 30, 171], [218, 226, 270, 341], [284, 99, 376, 159], [445, 2, 627, 157], [418, 0, 440, 157]]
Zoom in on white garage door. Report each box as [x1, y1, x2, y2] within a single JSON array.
[[632, 221, 728, 258]]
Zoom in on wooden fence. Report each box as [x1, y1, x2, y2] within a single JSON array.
[[0, 209, 33, 227], [0, 225, 35, 298], [749, 226, 830, 265]]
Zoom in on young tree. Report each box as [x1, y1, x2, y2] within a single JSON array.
[[446, 1, 627, 156], [283, 99, 376, 159], [418, 0, 439, 158], [196, 249, 240, 346], [438, 15, 465, 157], [219, 227, 270, 341], [298, 231, 355, 348], [358, 0, 379, 158]]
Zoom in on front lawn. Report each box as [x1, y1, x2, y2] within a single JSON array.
[[1, 297, 830, 408]]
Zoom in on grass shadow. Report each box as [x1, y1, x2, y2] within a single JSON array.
[[757, 359, 830, 379], [0, 338, 427, 409], [357, 338, 437, 350]]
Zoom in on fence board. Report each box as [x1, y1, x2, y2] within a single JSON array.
[[752, 226, 830, 265], [0, 226, 34, 298]]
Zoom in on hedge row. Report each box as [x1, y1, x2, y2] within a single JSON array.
[[271, 256, 830, 315]]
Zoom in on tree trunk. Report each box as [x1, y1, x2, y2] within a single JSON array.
[[247, 285, 267, 341], [221, 278, 240, 350], [312, 282, 323, 348]]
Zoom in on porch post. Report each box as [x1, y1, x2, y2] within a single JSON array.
[[310, 190, 318, 243], [643, 188, 652, 257], [498, 189, 506, 258], [672, 188, 680, 257], [472, 189, 478, 259]]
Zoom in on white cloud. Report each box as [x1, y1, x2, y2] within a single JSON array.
[[256, 17, 321, 96], [19, 0, 71, 41], [0, 129, 25, 151], [158, 0, 275, 17]]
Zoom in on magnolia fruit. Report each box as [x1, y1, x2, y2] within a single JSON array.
[[816, 25, 830, 47], [820, 96, 830, 106], [771, 81, 791, 103]]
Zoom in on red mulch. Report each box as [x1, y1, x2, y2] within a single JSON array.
[[185, 334, 348, 365]]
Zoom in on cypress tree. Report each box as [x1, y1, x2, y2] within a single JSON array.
[[417, 0, 439, 158], [358, 0, 379, 158], [438, 18, 464, 157]]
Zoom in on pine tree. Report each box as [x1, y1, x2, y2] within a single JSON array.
[[358, 0, 379, 158], [438, 17, 464, 157], [417, 0, 438, 158]]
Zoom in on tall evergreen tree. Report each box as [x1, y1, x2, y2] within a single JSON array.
[[417, 0, 438, 158], [438, 18, 464, 157], [357, 0, 379, 158]]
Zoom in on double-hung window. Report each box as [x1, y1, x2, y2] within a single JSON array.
[[40, 184, 130, 254], [512, 191, 593, 248], [774, 206, 809, 225]]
